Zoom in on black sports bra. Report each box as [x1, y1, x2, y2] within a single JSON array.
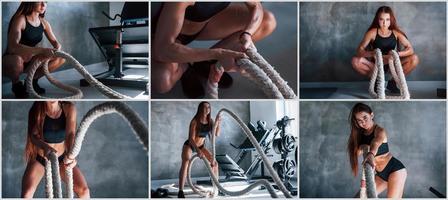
[[197, 122, 211, 138], [43, 108, 66, 143], [20, 17, 44, 47], [184, 2, 230, 22], [359, 125, 389, 156], [372, 28, 397, 55]]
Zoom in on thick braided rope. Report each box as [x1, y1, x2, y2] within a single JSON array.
[[245, 47, 296, 99], [360, 147, 377, 198], [26, 50, 130, 99], [237, 58, 283, 99], [387, 50, 410, 99], [44, 157, 54, 198], [369, 48, 410, 99], [43, 102, 148, 198], [369, 49, 386, 99], [206, 46, 296, 99], [187, 108, 293, 198], [26, 58, 83, 99], [44, 152, 63, 198]]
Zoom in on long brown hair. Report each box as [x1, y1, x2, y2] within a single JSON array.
[[194, 101, 212, 129], [8, 2, 46, 34], [347, 103, 373, 176], [367, 6, 406, 38], [25, 101, 71, 162]]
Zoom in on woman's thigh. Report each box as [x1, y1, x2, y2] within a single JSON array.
[[22, 160, 45, 196], [387, 168, 407, 198]]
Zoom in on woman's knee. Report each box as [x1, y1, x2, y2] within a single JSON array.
[[152, 65, 178, 93], [4, 55, 25, 76], [351, 57, 361, 69], [75, 184, 90, 197], [261, 10, 277, 35], [410, 54, 419, 67], [21, 188, 36, 198]]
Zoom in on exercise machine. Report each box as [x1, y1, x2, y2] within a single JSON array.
[[80, 2, 149, 91]]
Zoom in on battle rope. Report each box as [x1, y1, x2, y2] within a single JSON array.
[[186, 108, 293, 198], [360, 147, 377, 198], [205, 46, 296, 99], [26, 50, 130, 99], [44, 102, 148, 198], [369, 48, 410, 99]]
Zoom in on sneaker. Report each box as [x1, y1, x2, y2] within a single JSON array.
[[192, 60, 233, 89], [181, 66, 204, 98], [177, 190, 185, 198], [32, 79, 46, 94], [12, 81, 28, 99], [386, 79, 400, 94]]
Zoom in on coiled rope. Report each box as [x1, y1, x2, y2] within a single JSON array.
[[205, 46, 296, 99], [26, 50, 130, 99], [44, 102, 148, 198], [369, 48, 410, 99], [186, 108, 293, 198]]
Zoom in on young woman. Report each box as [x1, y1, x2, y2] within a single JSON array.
[[3, 2, 65, 98], [347, 103, 407, 198], [22, 101, 89, 198], [151, 2, 277, 98], [178, 102, 221, 198], [351, 6, 419, 93]]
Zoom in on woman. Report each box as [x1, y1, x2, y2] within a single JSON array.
[[3, 2, 65, 98], [351, 6, 419, 93], [151, 2, 277, 98], [347, 103, 407, 198], [178, 102, 221, 198], [22, 101, 89, 198]]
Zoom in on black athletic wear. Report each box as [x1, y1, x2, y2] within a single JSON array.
[[372, 28, 397, 55], [152, 2, 230, 45], [359, 125, 389, 156], [36, 153, 65, 166], [197, 122, 211, 138], [184, 2, 230, 22], [20, 17, 44, 47], [43, 107, 66, 143], [183, 140, 205, 152], [376, 157, 406, 181]]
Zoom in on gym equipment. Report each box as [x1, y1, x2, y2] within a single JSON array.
[[44, 102, 148, 198], [186, 109, 293, 198], [26, 50, 130, 99], [369, 48, 410, 99], [360, 146, 377, 198], [429, 187, 446, 198], [271, 116, 297, 194], [205, 45, 296, 99], [80, 2, 148, 90]]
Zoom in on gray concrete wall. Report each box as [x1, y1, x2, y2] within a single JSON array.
[[300, 2, 446, 82], [2, 101, 148, 198], [299, 101, 446, 198], [2, 2, 109, 68], [151, 101, 250, 180]]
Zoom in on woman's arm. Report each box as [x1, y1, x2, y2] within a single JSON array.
[[394, 31, 414, 57], [63, 104, 78, 169], [7, 15, 53, 61], [214, 117, 221, 137], [369, 127, 387, 156], [188, 119, 203, 156], [42, 18, 61, 50], [153, 2, 246, 64], [28, 107, 55, 154], [356, 29, 376, 58], [64, 104, 76, 157], [242, 2, 263, 35]]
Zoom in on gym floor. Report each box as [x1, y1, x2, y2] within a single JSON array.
[[300, 81, 446, 99], [2, 62, 149, 99], [151, 177, 298, 198]]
